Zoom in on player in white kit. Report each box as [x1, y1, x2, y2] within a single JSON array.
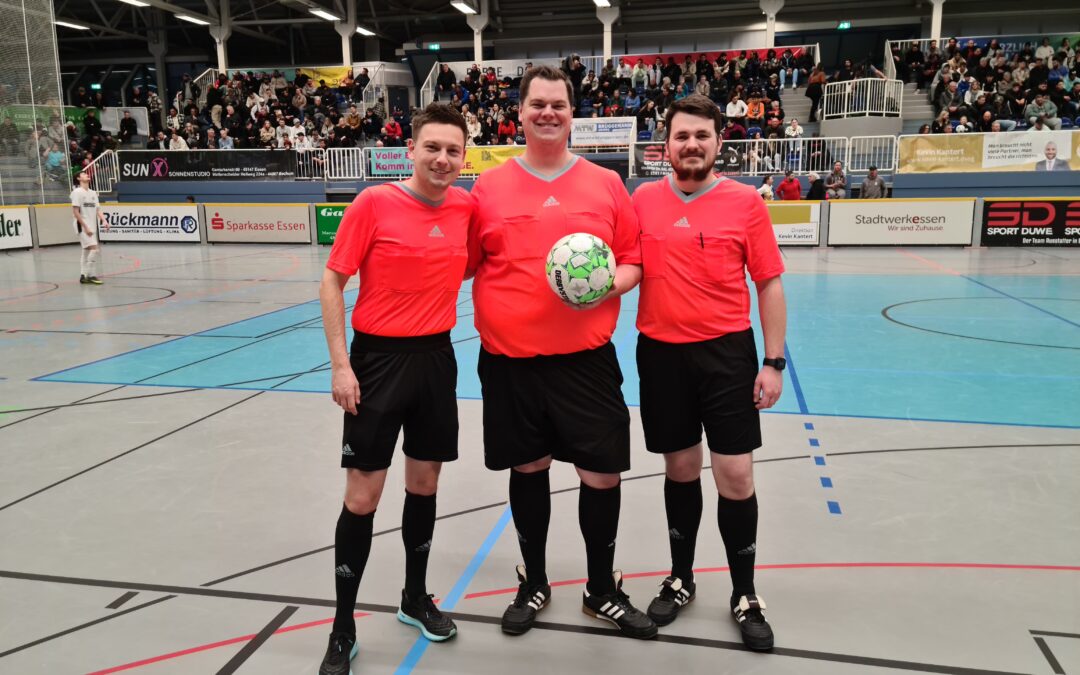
[[71, 171, 107, 285]]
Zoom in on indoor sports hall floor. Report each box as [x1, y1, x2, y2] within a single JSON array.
[[1, 243, 1077, 675]]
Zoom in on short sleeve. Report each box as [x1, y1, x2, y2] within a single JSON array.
[[744, 193, 785, 282], [326, 189, 377, 277], [466, 178, 485, 272], [70, 190, 79, 207], [608, 172, 642, 266]]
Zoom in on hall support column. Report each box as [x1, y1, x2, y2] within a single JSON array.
[[334, 0, 357, 66], [208, 0, 231, 71], [929, 0, 945, 42], [596, 6, 620, 65], [465, 0, 489, 64], [759, 0, 784, 47]]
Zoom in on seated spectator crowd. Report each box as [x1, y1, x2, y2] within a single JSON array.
[[890, 36, 1079, 132]]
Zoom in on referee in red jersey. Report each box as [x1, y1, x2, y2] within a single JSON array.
[[316, 104, 473, 674], [467, 65, 656, 639], [632, 95, 787, 651]]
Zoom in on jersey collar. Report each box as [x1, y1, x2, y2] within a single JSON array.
[[513, 155, 579, 183], [391, 181, 445, 208], [666, 174, 726, 204]]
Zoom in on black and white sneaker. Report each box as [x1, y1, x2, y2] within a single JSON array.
[[79, 275, 89, 284], [501, 564, 550, 635], [646, 575, 696, 626], [397, 590, 457, 641], [582, 570, 658, 640], [732, 594, 774, 651], [87, 276, 103, 285], [318, 631, 358, 675]]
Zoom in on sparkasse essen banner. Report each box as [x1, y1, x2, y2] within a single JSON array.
[[983, 198, 1080, 247], [767, 202, 820, 245], [0, 206, 33, 250], [898, 131, 1080, 173], [100, 204, 200, 242], [828, 199, 975, 245], [316, 204, 346, 245], [118, 150, 298, 181], [570, 118, 637, 148], [206, 204, 310, 243]]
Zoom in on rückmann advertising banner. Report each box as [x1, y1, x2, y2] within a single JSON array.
[[898, 131, 1080, 173], [100, 204, 200, 243], [828, 199, 975, 245], [206, 204, 310, 243], [767, 202, 820, 246], [0, 206, 33, 250], [118, 150, 298, 181], [983, 199, 1080, 247]]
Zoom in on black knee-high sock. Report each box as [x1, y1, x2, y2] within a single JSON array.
[[402, 491, 437, 598], [664, 477, 703, 582], [333, 504, 374, 634], [509, 469, 551, 585], [579, 483, 621, 596], [717, 492, 758, 603]]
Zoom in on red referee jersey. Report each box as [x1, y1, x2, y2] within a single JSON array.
[[327, 182, 474, 337], [468, 156, 642, 357], [633, 175, 785, 343]]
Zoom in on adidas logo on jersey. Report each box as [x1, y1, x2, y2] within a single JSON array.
[[673, 217, 690, 228], [335, 564, 355, 578], [429, 225, 445, 237], [341, 444, 355, 456], [542, 196, 560, 207]]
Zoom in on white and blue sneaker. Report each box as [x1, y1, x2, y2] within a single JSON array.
[[397, 590, 457, 641]]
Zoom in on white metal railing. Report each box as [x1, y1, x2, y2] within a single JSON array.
[[295, 148, 326, 180], [822, 79, 903, 119], [84, 150, 120, 193], [420, 64, 438, 108], [192, 67, 217, 110], [361, 64, 384, 113], [628, 135, 896, 178], [326, 147, 366, 180]]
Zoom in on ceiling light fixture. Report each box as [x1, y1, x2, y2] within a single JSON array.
[[451, 1, 478, 15], [356, 26, 376, 36], [54, 20, 91, 30], [175, 13, 211, 25], [309, 8, 342, 21]]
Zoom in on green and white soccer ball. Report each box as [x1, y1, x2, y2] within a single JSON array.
[[545, 232, 616, 306]]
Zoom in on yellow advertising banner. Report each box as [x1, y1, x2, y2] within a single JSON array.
[[295, 66, 354, 85], [898, 131, 1080, 173], [462, 146, 527, 176]]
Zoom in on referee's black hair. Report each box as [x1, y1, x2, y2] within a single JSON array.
[[410, 102, 468, 145], [664, 94, 724, 136]]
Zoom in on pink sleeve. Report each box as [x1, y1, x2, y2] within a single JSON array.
[[465, 179, 485, 272], [326, 189, 376, 276], [609, 173, 642, 266], [745, 193, 785, 282]]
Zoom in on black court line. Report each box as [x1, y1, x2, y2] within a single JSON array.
[[200, 300, 304, 305], [7, 328, 195, 337], [0, 385, 127, 432], [0, 594, 176, 659], [106, 246, 312, 278], [0, 570, 1032, 675], [0, 391, 262, 512], [215, 605, 298, 675], [0, 287, 177, 314], [1032, 630, 1080, 639], [105, 591, 139, 609], [882, 297, 1080, 351], [0, 387, 203, 416], [1033, 637, 1066, 675], [112, 276, 322, 283], [0, 282, 59, 302]]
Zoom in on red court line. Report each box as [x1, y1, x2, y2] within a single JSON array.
[[84, 611, 369, 675], [896, 249, 962, 275], [463, 561, 1080, 600]]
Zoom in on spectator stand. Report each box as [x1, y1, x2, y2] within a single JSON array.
[[822, 79, 903, 120]]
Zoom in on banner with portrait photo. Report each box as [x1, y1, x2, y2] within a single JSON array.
[[898, 131, 1080, 173]]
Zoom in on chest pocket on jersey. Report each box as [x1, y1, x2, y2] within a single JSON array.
[[697, 234, 745, 285], [503, 214, 544, 261], [381, 243, 427, 292], [640, 234, 667, 279], [444, 245, 469, 291]]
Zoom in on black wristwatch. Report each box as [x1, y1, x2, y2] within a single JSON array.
[[763, 357, 786, 371]]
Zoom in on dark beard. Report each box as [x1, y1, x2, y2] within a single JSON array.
[[673, 162, 714, 181]]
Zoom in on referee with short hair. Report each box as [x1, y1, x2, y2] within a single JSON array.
[[468, 65, 656, 640], [316, 103, 474, 674], [632, 94, 787, 651]]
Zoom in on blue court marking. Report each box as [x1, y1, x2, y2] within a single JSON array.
[[820, 477, 833, 488], [394, 506, 513, 674], [827, 501, 842, 515], [803, 422, 814, 430], [961, 275, 1080, 330], [808, 438, 820, 447], [35, 274, 1080, 428], [814, 456, 826, 466]]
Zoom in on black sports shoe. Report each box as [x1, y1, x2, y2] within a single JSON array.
[[318, 631, 358, 675], [646, 575, 696, 626], [397, 590, 457, 641], [732, 594, 774, 651], [582, 570, 658, 639], [501, 564, 550, 635], [79, 275, 89, 284], [87, 276, 103, 285]]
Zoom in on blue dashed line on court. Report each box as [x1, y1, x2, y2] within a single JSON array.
[[809, 438, 820, 447], [803, 422, 814, 430], [813, 456, 826, 466], [820, 477, 833, 488], [827, 501, 842, 515]]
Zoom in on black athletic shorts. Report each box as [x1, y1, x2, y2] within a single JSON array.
[[341, 331, 458, 471], [637, 328, 761, 456], [478, 341, 631, 473]]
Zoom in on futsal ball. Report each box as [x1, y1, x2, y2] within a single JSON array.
[[545, 233, 616, 306]]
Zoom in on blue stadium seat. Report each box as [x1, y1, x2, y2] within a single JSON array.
[[637, 130, 653, 141], [747, 126, 761, 137], [1060, 117, 1073, 128], [950, 119, 960, 129]]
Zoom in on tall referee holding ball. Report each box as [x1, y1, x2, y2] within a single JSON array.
[[632, 94, 787, 651], [467, 65, 656, 639]]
